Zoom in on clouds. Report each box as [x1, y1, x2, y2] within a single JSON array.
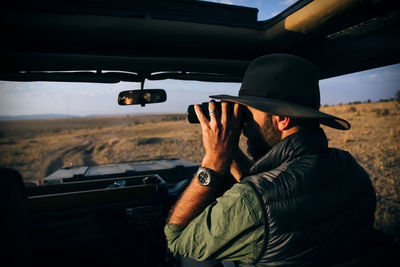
[[0, 79, 240, 116], [279, 0, 297, 5], [0, 81, 118, 116], [320, 63, 400, 105], [219, 0, 234, 4]]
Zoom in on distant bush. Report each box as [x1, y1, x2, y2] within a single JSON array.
[[396, 90, 400, 104], [373, 108, 390, 117], [12, 151, 23, 156], [382, 109, 390, 116], [348, 106, 357, 112], [137, 137, 164, 145]]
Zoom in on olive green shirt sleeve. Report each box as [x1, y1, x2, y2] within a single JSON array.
[[164, 182, 264, 263]]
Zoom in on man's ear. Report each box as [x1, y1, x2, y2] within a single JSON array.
[[274, 116, 291, 131]]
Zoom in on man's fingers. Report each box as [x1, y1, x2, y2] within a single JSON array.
[[233, 103, 242, 124], [208, 101, 220, 125], [221, 101, 229, 124], [194, 104, 209, 127]]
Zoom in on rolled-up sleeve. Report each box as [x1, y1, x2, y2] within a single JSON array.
[[164, 183, 264, 263]]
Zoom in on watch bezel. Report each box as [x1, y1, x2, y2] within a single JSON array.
[[196, 167, 221, 186], [197, 169, 211, 186]]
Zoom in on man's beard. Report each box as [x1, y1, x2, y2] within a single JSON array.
[[246, 115, 281, 162]]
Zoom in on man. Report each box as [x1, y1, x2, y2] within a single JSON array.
[[164, 54, 376, 266]]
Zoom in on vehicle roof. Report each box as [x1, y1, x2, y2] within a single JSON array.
[[0, 0, 399, 83]]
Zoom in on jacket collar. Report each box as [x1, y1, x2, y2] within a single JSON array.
[[250, 128, 328, 174]]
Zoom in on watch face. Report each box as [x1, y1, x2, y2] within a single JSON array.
[[198, 170, 211, 186]]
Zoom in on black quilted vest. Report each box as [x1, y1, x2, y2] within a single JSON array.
[[238, 128, 376, 267]]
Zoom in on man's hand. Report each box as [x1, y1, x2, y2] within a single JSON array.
[[167, 101, 242, 226], [195, 101, 242, 174], [230, 148, 253, 182]]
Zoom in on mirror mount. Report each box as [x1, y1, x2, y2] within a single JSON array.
[[140, 80, 145, 107]]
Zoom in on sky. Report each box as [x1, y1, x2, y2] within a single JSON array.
[[0, 0, 399, 117]]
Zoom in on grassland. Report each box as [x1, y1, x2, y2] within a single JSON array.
[[0, 102, 399, 236]]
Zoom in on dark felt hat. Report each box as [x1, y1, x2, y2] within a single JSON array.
[[210, 54, 350, 130]]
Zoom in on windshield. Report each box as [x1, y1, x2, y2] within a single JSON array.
[[0, 80, 239, 180]]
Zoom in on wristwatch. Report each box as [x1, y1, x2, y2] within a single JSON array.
[[196, 167, 223, 187]]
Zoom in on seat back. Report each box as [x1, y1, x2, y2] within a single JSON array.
[[0, 168, 32, 266]]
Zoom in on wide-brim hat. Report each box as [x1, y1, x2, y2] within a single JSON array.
[[211, 54, 350, 130]]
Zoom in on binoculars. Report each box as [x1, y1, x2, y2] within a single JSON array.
[[187, 102, 222, 123]]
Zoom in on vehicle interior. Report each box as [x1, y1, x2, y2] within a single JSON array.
[[1, 0, 399, 266]]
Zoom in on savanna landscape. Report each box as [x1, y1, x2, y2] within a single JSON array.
[[0, 101, 399, 237]]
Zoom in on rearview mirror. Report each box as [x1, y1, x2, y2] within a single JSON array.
[[118, 89, 167, 106]]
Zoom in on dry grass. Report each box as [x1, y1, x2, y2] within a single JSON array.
[[0, 102, 399, 236], [320, 101, 400, 236]]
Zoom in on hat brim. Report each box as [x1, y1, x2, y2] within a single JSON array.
[[210, 94, 350, 130]]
